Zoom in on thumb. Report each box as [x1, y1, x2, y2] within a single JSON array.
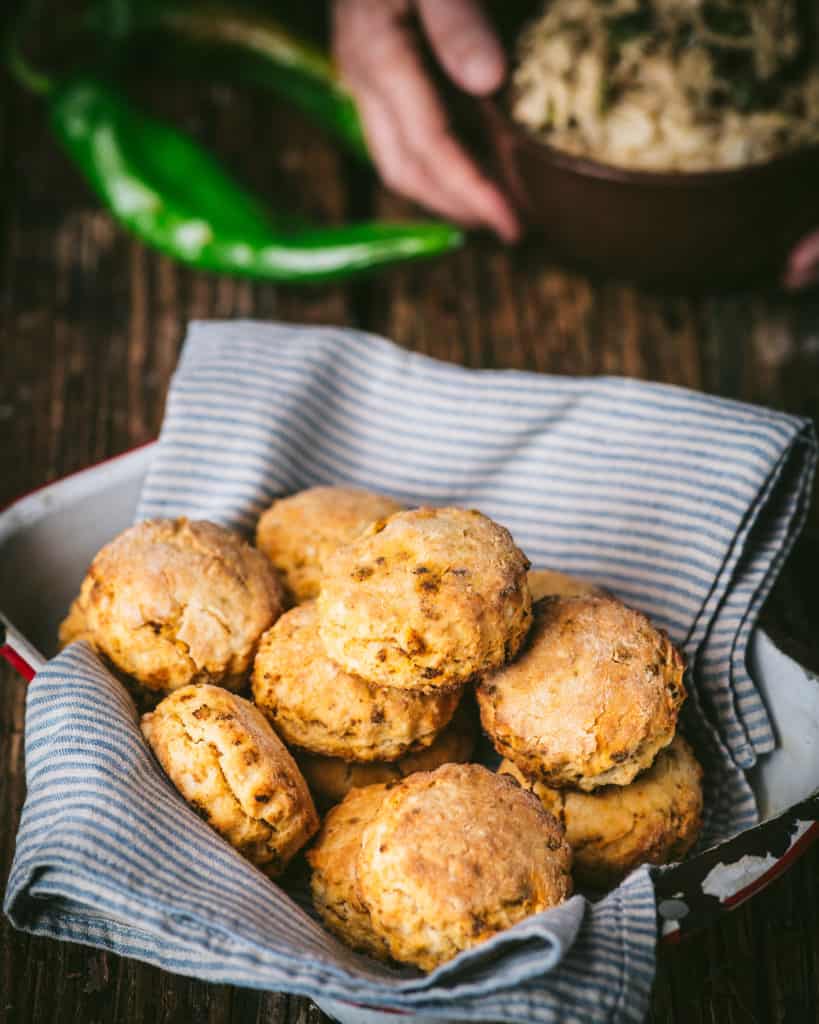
[[417, 0, 507, 96]]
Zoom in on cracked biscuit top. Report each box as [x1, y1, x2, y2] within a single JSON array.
[[252, 601, 461, 762], [60, 518, 285, 695], [478, 595, 685, 791], [306, 783, 392, 960], [500, 735, 704, 888], [355, 763, 572, 971], [295, 697, 478, 807], [141, 684, 318, 875], [317, 507, 532, 692], [256, 486, 403, 603]]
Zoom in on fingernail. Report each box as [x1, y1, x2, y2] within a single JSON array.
[[497, 204, 521, 244], [489, 213, 520, 244], [782, 260, 818, 292], [783, 267, 817, 291], [462, 51, 504, 95]]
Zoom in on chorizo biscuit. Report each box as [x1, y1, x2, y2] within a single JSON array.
[[306, 784, 392, 960], [478, 595, 685, 791], [61, 518, 285, 695], [318, 507, 532, 692], [356, 763, 572, 971], [252, 601, 460, 762], [296, 699, 478, 807], [256, 486, 402, 603], [141, 684, 318, 875], [500, 735, 703, 888]]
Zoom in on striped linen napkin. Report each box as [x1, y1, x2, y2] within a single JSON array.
[[5, 321, 816, 1023]]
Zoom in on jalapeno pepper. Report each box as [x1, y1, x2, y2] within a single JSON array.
[[47, 75, 462, 284], [88, 0, 369, 159]]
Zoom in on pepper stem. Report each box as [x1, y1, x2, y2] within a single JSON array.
[[6, 48, 53, 96], [5, 0, 54, 96]]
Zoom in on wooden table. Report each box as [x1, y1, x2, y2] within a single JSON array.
[[2, 58, 819, 1024]]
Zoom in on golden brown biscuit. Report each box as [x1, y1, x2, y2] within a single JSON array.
[[478, 595, 685, 791], [528, 568, 606, 601], [256, 486, 402, 603], [61, 518, 285, 696], [141, 684, 318, 875], [356, 763, 572, 971], [500, 735, 703, 888], [252, 601, 460, 762], [318, 507, 532, 692], [295, 699, 478, 807], [306, 784, 392, 960]]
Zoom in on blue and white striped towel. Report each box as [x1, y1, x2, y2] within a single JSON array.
[[5, 321, 816, 1023]]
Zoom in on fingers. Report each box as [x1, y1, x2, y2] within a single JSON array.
[[352, 87, 483, 228], [417, 0, 506, 95], [333, 0, 520, 240], [782, 230, 819, 291]]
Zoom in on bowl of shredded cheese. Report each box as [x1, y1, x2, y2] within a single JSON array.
[[481, 0, 819, 287]]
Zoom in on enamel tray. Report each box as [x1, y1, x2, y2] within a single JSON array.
[[2, 445, 818, 1024]]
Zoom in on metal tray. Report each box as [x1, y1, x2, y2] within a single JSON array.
[[2, 444, 818, 1024]]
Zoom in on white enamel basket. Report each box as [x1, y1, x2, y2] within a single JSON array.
[[2, 445, 818, 1024]]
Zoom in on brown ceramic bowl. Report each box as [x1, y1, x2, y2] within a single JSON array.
[[480, 98, 819, 289]]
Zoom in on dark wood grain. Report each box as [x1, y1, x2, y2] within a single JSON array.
[[2, 53, 819, 1024]]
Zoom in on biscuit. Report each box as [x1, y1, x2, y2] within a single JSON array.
[[256, 486, 402, 603], [356, 763, 572, 971], [295, 699, 478, 807], [318, 507, 532, 692], [61, 518, 285, 696], [478, 595, 685, 791], [528, 568, 606, 601], [252, 601, 460, 762], [500, 735, 703, 888], [141, 684, 318, 875], [306, 784, 392, 960]]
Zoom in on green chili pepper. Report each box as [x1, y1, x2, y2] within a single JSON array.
[[48, 76, 462, 284], [87, 1, 369, 159], [8, 1, 462, 283]]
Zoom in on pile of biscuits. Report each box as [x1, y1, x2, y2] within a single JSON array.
[[60, 486, 703, 970]]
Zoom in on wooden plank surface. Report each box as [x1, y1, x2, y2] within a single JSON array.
[[2, 61, 819, 1024]]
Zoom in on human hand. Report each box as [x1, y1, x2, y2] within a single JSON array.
[[783, 230, 819, 291], [333, 0, 520, 241]]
